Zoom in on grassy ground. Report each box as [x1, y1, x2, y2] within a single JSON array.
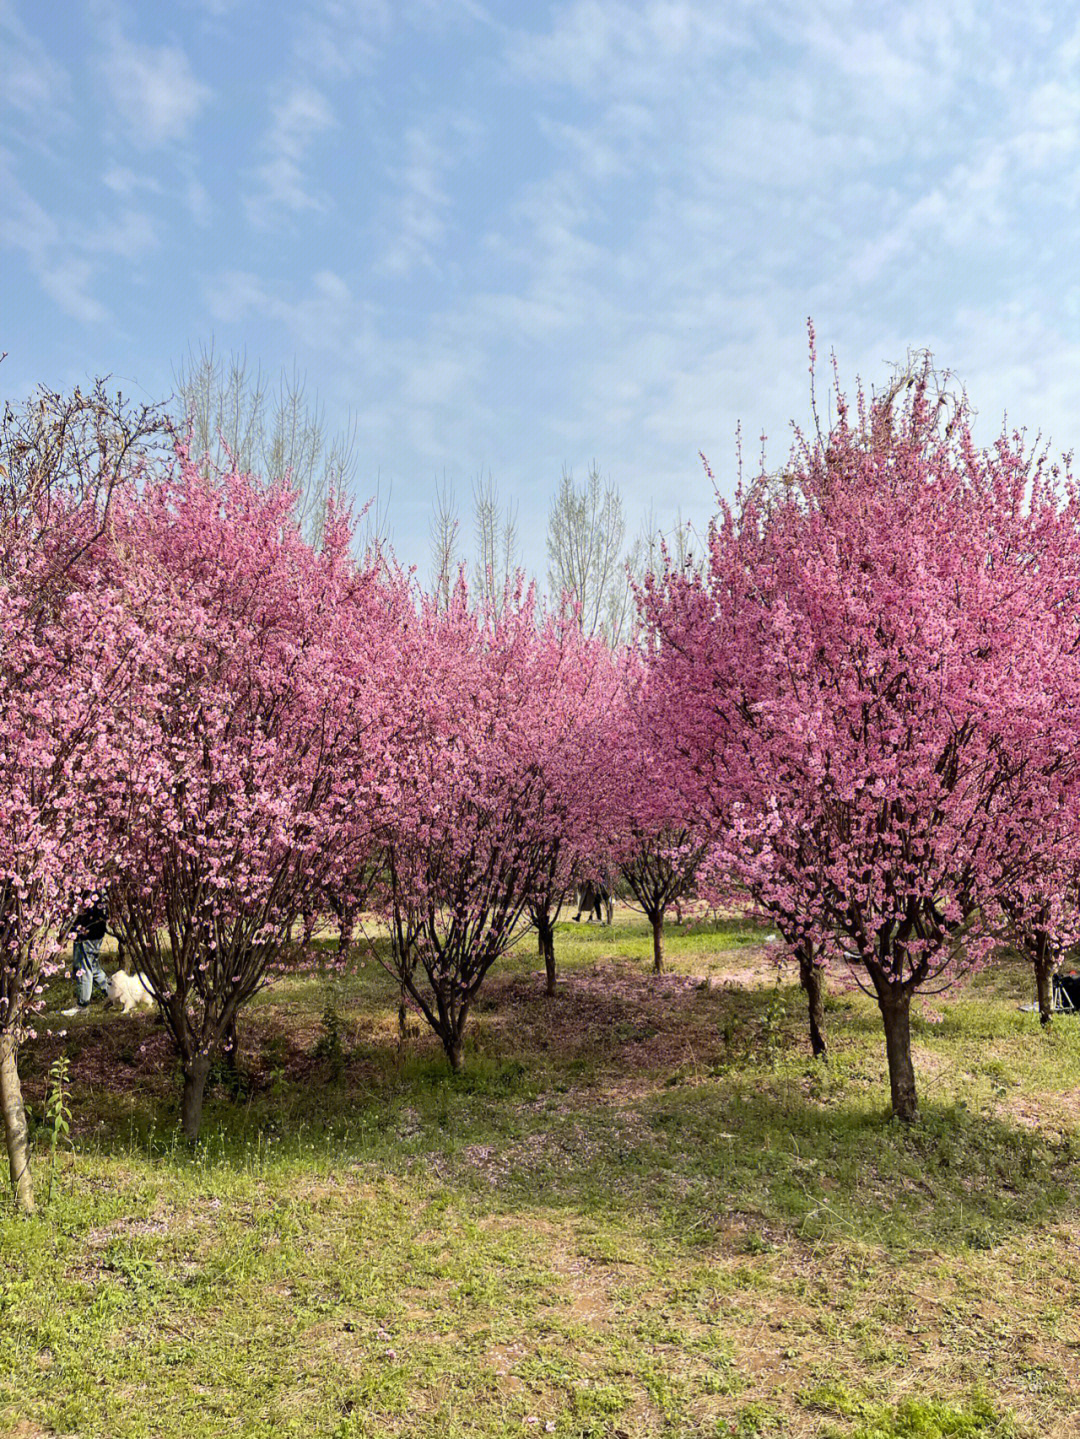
[[4, 908, 1080, 1438]]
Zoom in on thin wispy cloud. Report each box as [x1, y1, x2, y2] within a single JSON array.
[[0, 150, 111, 326], [507, 1, 746, 96], [291, 0, 494, 85], [376, 113, 483, 276], [244, 84, 336, 226], [80, 206, 158, 263], [100, 25, 211, 148], [38, 257, 110, 326], [103, 166, 163, 197], [0, 150, 59, 261], [0, 1, 70, 125]]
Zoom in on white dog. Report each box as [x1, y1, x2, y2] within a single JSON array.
[[107, 970, 156, 1014]]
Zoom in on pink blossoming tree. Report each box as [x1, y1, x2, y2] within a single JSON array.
[[642, 349, 1080, 1119], [523, 621, 622, 996], [0, 382, 165, 1209], [695, 834, 832, 1058], [611, 661, 707, 976], [993, 764, 1080, 1025], [372, 580, 616, 1067], [104, 451, 390, 1140]]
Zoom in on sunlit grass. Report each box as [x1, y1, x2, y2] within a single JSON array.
[[3, 910, 1076, 1437]]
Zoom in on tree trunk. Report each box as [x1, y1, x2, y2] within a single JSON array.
[[338, 908, 355, 955], [444, 1032, 463, 1072], [301, 908, 316, 946], [0, 1032, 34, 1213], [538, 917, 556, 996], [877, 984, 917, 1122], [1034, 949, 1055, 1027], [798, 949, 827, 1058], [181, 1054, 211, 1143], [651, 914, 664, 975], [221, 1015, 242, 1094]]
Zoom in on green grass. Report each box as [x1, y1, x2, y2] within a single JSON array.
[[4, 908, 1079, 1437]]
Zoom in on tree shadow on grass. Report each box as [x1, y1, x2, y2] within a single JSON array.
[[627, 1079, 1078, 1255]]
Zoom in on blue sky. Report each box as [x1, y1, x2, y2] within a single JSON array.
[[3, 0, 1079, 576]]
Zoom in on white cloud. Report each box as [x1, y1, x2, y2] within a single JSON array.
[[204, 268, 274, 323], [507, 1, 746, 97], [1019, 77, 1080, 167], [536, 106, 654, 184], [294, 0, 495, 77], [205, 267, 367, 357], [0, 149, 153, 326], [101, 27, 211, 147], [379, 125, 452, 276], [201, 263, 496, 486], [184, 174, 212, 227], [0, 151, 110, 325], [108, 150, 212, 228], [103, 166, 163, 197], [376, 113, 483, 276], [293, 2, 385, 78], [0, 148, 59, 260], [37, 258, 110, 326], [0, 1, 70, 123], [244, 85, 336, 226], [935, 303, 1080, 458], [81, 207, 159, 262]]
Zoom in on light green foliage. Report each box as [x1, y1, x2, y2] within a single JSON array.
[[44, 1051, 71, 1206], [808, 1383, 1018, 1437]]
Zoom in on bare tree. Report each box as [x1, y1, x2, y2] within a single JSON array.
[[473, 472, 519, 609], [356, 471, 394, 565], [546, 463, 637, 645], [172, 340, 357, 546], [429, 476, 461, 610], [428, 473, 520, 610], [1, 378, 169, 617]]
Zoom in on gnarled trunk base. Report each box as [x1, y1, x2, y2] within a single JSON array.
[[877, 985, 917, 1122], [444, 1035, 463, 1072], [1035, 954, 1054, 1027], [538, 919, 556, 996], [181, 1055, 211, 1143], [798, 951, 827, 1058], [0, 1033, 34, 1213]]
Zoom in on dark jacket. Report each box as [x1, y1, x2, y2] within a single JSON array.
[[72, 897, 108, 943]]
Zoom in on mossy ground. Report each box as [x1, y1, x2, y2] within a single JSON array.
[[3, 908, 1078, 1437]]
